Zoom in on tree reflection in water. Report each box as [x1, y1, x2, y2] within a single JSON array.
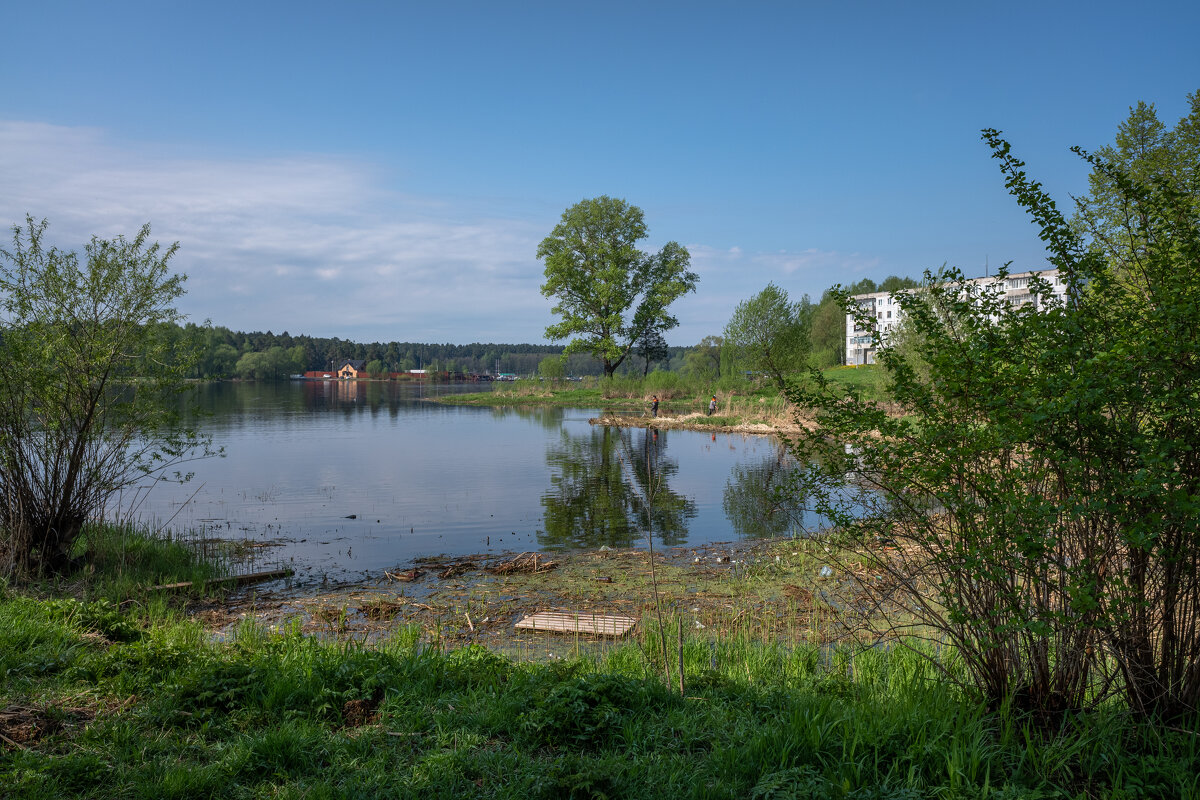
[[722, 443, 805, 539], [489, 405, 565, 431], [540, 426, 696, 549]]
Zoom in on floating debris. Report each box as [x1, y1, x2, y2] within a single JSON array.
[[385, 568, 424, 582], [486, 552, 557, 575], [438, 561, 476, 580]]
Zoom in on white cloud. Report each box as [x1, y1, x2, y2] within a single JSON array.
[[0, 120, 885, 346], [0, 120, 552, 342]]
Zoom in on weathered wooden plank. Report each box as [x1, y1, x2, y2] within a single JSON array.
[[515, 611, 638, 637], [147, 568, 294, 593]]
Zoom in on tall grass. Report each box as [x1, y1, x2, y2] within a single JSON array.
[[4, 596, 1196, 799]]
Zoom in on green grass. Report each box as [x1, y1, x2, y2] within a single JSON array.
[[819, 365, 892, 403], [5, 527, 1198, 799], [443, 368, 897, 428], [13, 521, 230, 606], [3, 589, 1198, 798]]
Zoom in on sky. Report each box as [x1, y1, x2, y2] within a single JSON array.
[[2, 1, 1198, 346]]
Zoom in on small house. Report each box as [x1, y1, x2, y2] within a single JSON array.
[[336, 359, 367, 379]]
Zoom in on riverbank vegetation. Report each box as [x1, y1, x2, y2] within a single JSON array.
[[789, 117, 1200, 724], [0, 219, 211, 578], [5, 527, 1200, 798], [438, 367, 889, 432]]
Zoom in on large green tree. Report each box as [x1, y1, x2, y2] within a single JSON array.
[[0, 218, 210, 576], [538, 197, 697, 378], [1073, 91, 1199, 275], [722, 283, 812, 390], [681, 335, 723, 379]]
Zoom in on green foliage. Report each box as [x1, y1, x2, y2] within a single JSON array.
[[234, 344, 304, 380], [723, 283, 813, 390], [642, 369, 683, 396], [635, 329, 670, 375], [682, 335, 723, 379], [538, 354, 566, 381], [40, 598, 140, 642], [519, 672, 668, 749], [809, 291, 847, 368], [5, 594, 1198, 798], [788, 121, 1200, 722], [0, 218, 211, 576], [538, 196, 698, 377], [1073, 90, 1200, 274]]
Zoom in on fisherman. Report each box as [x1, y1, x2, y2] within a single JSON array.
[[651, 395, 659, 417], [708, 395, 718, 416]]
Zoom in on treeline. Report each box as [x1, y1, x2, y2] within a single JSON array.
[[663, 274, 920, 388], [149, 324, 695, 380], [156, 273, 918, 382]]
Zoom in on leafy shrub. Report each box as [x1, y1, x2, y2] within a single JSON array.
[[519, 672, 665, 750], [442, 643, 512, 688], [42, 597, 140, 642], [788, 125, 1200, 722]]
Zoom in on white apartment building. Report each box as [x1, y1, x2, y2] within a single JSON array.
[[845, 270, 1068, 366]]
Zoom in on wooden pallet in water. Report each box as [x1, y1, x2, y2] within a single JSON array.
[[515, 611, 638, 637]]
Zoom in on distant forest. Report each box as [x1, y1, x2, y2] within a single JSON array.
[[158, 275, 917, 381], [156, 324, 691, 380]]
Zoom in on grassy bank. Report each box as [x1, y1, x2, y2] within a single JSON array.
[[5, 521, 229, 605], [7, 593, 1199, 798], [4, 528, 1199, 798], [439, 368, 891, 433]]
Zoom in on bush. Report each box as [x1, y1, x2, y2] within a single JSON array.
[[788, 129, 1200, 722], [0, 218, 209, 576]]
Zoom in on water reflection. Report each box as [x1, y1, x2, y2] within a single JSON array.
[[722, 443, 805, 538], [144, 383, 837, 578], [540, 426, 696, 549], [488, 405, 566, 431]]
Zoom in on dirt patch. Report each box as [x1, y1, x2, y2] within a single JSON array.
[[185, 538, 871, 657], [591, 411, 816, 436], [341, 697, 380, 728], [0, 697, 128, 749]]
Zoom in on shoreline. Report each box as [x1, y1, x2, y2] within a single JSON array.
[[587, 409, 814, 436], [192, 536, 842, 653], [436, 388, 808, 435]]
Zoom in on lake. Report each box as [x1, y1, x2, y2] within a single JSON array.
[[126, 381, 814, 583]]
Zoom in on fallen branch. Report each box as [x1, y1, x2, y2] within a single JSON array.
[[486, 552, 558, 575], [147, 568, 293, 593]]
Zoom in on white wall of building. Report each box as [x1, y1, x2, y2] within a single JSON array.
[[844, 270, 1068, 366]]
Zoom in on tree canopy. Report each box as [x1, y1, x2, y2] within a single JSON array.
[[722, 283, 813, 390], [1073, 90, 1200, 280], [538, 197, 697, 378]]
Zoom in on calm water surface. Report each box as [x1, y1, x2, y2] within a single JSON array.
[[132, 382, 812, 582]]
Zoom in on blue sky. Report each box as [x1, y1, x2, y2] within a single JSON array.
[[3, 1, 1197, 345]]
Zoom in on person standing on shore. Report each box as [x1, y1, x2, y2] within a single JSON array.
[[708, 395, 717, 416], [651, 395, 659, 417]]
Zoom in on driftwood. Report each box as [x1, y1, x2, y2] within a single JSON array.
[[485, 552, 557, 575], [148, 568, 293, 593], [384, 568, 424, 582], [438, 561, 476, 579]]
